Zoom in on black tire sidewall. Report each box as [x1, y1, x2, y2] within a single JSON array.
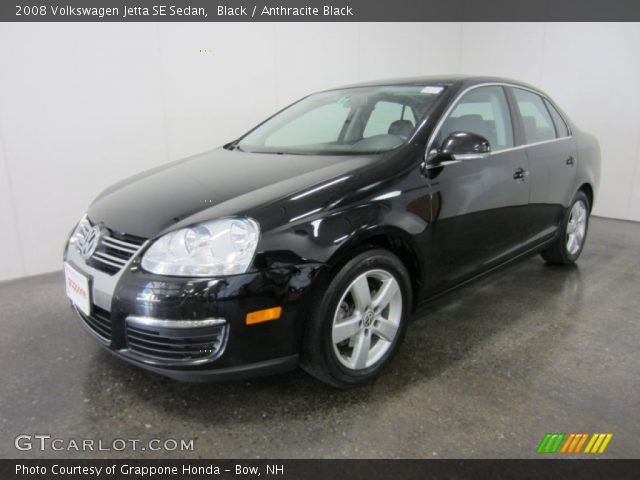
[[310, 249, 412, 386]]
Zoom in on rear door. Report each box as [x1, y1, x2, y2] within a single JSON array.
[[508, 87, 578, 246], [428, 85, 531, 292]]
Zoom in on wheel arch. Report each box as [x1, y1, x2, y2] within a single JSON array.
[[323, 226, 425, 311], [578, 182, 594, 212]]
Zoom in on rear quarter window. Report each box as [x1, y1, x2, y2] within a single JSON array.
[[544, 99, 570, 138]]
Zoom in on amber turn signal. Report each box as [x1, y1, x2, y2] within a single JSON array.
[[246, 306, 282, 325]]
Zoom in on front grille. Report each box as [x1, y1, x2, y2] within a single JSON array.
[[87, 230, 146, 275], [76, 305, 112, 343], [125, 321, 227, 364]]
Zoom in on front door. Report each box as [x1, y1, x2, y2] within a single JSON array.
[[427, 85, 531, 293]]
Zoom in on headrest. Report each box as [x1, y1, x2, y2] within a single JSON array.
[[452, 114, 487, 135], [388, 119, 414, 138]]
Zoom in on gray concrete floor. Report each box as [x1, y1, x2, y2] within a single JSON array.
[[1, 217, 639, 459]]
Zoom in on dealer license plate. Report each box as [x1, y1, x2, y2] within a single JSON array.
[[64, 262, 91, 316]]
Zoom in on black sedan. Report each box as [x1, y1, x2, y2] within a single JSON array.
[[64, 76, 600, 387]]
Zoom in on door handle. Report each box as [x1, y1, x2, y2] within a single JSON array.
[[513, 167, 529, 180], [566, 156, 575, 166]]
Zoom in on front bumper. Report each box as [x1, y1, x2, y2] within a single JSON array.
[[65, 242, 324, 381], [100, 346, 299, 382]]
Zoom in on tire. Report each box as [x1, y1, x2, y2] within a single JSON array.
[[541, 190, 590, 265], [300, 248, 412, 388]]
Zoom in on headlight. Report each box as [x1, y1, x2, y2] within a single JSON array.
[[68, 215, 91, 249], [141, 217, 260, 277]]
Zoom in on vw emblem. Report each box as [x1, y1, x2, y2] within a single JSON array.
[[363, 309, 375, 327], [77, 225, 102, 259]]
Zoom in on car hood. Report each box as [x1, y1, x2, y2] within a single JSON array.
[[87, 148, 380, 239]]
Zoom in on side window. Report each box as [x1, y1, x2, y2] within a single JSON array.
[[544, 99, 570, 138], [265, 102, 350, 147], [439, 86, 514, 151], [512, 89, 556, 143], [363, 101, 416, 138]]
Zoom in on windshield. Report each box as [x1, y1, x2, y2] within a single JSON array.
[[236, 85, 446, 155]]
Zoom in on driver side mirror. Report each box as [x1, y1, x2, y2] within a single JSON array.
[[427, 131, 491, 163]]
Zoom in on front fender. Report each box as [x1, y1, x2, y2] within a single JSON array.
[[254, 184, 434, 299]]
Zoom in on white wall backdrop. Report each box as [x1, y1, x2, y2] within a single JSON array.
[[458, 22, 640, 224], [0, 22, 638, 281]]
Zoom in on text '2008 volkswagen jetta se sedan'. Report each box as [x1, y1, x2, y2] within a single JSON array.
[[64, 76, 600, 387]]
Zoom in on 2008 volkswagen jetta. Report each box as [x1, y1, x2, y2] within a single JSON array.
[[64, 76, 600, 387]]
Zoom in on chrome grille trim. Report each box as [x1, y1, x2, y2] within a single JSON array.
[[127, 316, 226, 329], [102, 236, 139, 250], [124, 315, 229, 366], [93, 251, 128, 267], [65, 217, 149, 312], [78, 218, 146, 276]]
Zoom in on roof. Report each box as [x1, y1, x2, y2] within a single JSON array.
[[333, 75, 543, 93]]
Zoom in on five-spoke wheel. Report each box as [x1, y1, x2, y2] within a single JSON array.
[[566, 200, 587, 255], [301, 248, 411, 388], [542, 190, 591, 265], [332, 269, 403, 370]]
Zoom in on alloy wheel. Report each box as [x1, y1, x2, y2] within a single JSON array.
[[566, 200, 587, 255], [331, 269, 403, 370]]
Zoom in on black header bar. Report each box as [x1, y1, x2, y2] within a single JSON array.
[[3, 0, 640, 22]]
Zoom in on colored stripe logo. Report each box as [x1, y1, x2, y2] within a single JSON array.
[[584, 433, 614, 453], [537, 433, 613, 454]]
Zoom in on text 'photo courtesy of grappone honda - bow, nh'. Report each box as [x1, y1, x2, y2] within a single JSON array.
[[64, 76, 600, 388]]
